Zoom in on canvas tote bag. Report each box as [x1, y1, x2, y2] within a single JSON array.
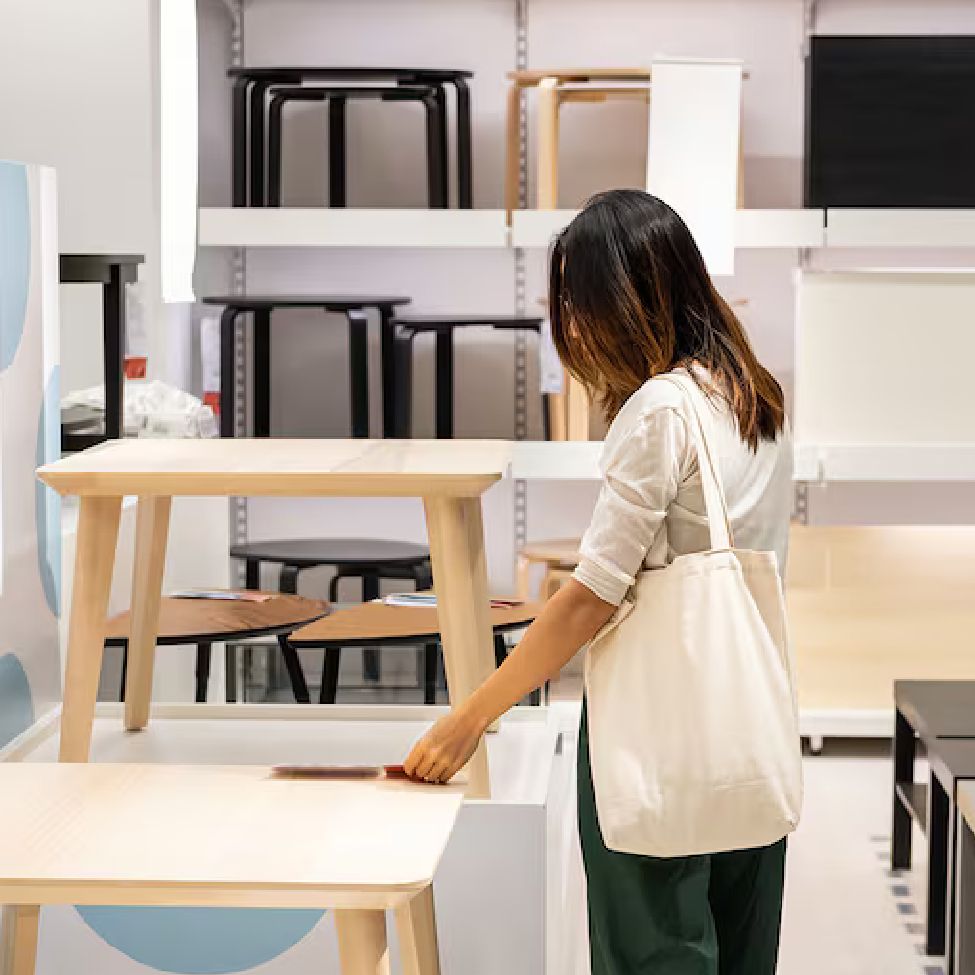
[[584, 372, 802, 857]]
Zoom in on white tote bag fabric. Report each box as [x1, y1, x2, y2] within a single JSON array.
[[584, 373, 802, 858]]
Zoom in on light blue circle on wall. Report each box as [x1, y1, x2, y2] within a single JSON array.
[[35, 368, 61, 616], [0, 161, 31, 371], [0, 652, 34, 749], [75, 907, 326, 974]]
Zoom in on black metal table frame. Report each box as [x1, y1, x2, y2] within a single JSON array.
[[59, 254, 144, 452], [207, 297, 410, 439], [392, 317, 543, 438], [108, 613, 326, 707], [893, 684, 975, 959], [293, 618, 539, 707], [953, 789, 975, 974], [266, 84, 448, 209], [230, 67, 472, 209]]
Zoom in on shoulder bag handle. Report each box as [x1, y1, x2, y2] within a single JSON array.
[[658, 372, 734, 551]]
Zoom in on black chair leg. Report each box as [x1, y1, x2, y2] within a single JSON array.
[[195, 642, 212, 703], [423, 642, 438, 705], [320, 647, 342, 704], [280, 564, 300, 596], [278, 633, 310, 704], [119, 643, 128, 702]]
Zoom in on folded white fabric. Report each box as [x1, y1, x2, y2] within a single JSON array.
[[60, 380, 218, 439]]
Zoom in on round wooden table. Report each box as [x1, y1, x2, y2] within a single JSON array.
[[105, 592, 329, 704], [289, 599, 543, 705]]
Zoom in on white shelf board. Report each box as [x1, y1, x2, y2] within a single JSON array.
[[734, 208, 825, 248], [508, 441, 603, 480], [825, 209, 975, 248], [794, 443, 975, 482], [198, 208, 509, 248], [511, 209, 826, 250]]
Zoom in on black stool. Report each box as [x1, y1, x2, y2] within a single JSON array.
[[267, 85, 448, 208], [229, 66, 472, 208], [391, 315, 544, 438], [59, 254, 144, 452], [202, 294, 411, 439], [230, 538, 432, 683]]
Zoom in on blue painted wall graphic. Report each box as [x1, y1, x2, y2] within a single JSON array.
[[75, 907, 326, 974], [0, 161, 30, 370], [0, 652, 33, 749], [36, 367, 61, 615]]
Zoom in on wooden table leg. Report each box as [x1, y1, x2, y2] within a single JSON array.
[[124, 496, 172, 733], [2, 905, 39, 975], [334, 910, 390, 975], [59, 495, 123, 763], [504, 82, 523, 223], [566, 376, 589, 441], [395, 886, 441, 975], [536, 77, 559, 210], [515, 553, 532, 601], [423, 496, 495, 798]]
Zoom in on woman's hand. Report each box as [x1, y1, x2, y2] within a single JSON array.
[[404, 705, 489, 784]]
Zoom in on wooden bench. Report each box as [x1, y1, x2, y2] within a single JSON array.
[[0, 763, 463, 975]]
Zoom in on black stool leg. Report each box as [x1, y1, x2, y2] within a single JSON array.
[[268, 93, 286, 207], [347, 308, 371, 438], [434, 83, 450, 207], [422, 91, 447, 209], [320, 647, 342, 704], [225, 644, 237, 703], [119, 643, 128, 702], [249, 80, 273, 206], [380, 306, 398, 439], [412, 560, 433, 593], [245, 558, 260, 592], [392, 325, 415, 438], [362, 573, 381, 682], [253, 308, 271, 438], [280, 564, 300, 596], [103, 264, 125, 442], [494, 632, 507, 669], [195, 642, 212, 703], [278, 634, 310, 704], [232, 76, 250, 207], [454, 77, 473, 209], [219, 307, 239, 438], [328, 95, 347, 207], [423, 643, 438, 705], [435, 329, 454, 438]]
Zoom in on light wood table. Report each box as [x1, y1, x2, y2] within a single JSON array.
[[37, 438, 512, 798], [0, 763, 463, 975], [515, 539, 580, 602]]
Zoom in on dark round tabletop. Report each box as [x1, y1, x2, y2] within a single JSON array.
[[391, 315, 544, 330], [230, 538, 431, 569], [201, 295, 412, 311], [228, 67, 473, 81]]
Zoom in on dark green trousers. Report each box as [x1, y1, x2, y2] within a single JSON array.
[[578, 702, 787, 975]]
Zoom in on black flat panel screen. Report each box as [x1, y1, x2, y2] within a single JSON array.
[[806, 36, 975, 207]]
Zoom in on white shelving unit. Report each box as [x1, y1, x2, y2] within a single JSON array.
[[825, 208, 975, 248], [794, 443, 975, 483]]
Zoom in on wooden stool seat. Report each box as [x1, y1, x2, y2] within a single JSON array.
[[0, 763, 463, 975], [105, 592, 329, 705], [516, 539, 581, 601], [291, 599, 542, 705]]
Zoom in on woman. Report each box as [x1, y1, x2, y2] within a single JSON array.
[[404, 189, 794, 975]]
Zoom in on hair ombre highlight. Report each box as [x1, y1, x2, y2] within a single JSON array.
[[549, 190, 785, 450]]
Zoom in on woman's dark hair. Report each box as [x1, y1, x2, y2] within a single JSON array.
[[549, 189, 785, 450]]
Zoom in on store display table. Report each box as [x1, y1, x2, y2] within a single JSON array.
[[37, 437, 512, 797], [0, 762, 463, 975], [291, 598, 541, 705], [893, 681, 975, 959], [202, 294, 411, 440], [105, 592, 329, 704]]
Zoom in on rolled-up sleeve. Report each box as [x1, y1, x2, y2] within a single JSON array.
[[573, 406, 688, 606]]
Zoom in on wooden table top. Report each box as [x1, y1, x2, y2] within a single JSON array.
[[508, 68, 652, 83], [291, 599, 541, 646], [104, 593, 329, 646], [37, 439, 511, 499], [0, 764, 464, 908]]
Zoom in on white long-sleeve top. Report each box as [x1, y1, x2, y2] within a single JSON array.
[[573, 368, 794, 607]]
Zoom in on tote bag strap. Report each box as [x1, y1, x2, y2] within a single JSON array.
[[657, 372, 733, 551]]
